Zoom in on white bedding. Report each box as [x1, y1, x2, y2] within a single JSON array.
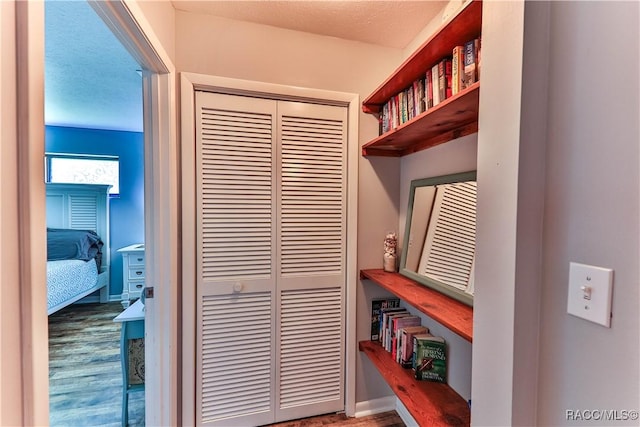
[[47, 259, 98, 314]]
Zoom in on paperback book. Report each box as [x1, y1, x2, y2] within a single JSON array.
[[370, 298, 400, 341], [413, 334, 447, 383], [399, 325, 428, 368]]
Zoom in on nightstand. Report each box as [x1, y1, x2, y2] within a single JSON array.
[[117, 244, 145, 308]]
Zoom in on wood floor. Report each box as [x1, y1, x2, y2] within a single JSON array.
[[266, 412, 405, 427], [48, 302, 144, 427], [49, 302, 403, 427]]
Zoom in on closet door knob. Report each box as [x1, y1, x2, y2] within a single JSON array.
[[233, 283, 243, 293]]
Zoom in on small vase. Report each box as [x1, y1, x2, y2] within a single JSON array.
[[383, 253, 396, 272]]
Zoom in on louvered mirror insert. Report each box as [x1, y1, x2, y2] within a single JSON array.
[[400, 171, 477, 307]]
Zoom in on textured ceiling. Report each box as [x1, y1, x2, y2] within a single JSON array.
[[172, 1, 446, 49], [45, 1, 143, 132], [45, 1, 446, 133]]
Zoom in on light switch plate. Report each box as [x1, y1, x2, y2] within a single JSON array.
[[567, 262, 613, 327]]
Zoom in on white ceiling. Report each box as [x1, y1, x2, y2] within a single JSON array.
[[45, 1, 444, 133], [172, 1, 446, 49]]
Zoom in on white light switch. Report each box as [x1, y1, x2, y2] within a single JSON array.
[[567, 262, 613, 327]]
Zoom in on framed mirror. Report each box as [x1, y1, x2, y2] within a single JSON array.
[[399, 171, 477, 306]]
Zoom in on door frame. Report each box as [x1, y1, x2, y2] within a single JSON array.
[[11, 1, 179, 425], [180, 73, 360, 423]]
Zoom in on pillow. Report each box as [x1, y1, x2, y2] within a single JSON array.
[[47, 228, 104, 270]]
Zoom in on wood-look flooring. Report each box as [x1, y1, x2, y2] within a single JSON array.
[[49, 302, 144, 427], [267, 412, 405, 427], [49, 302, 403, 427]]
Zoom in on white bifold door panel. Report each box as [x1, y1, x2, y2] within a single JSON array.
[[193, 92, 347, 426]]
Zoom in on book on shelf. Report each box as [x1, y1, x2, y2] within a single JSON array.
[[401, 90, 409, 124], [391, 316, 421, 362], [413, 334, 447, 383], [407, 88, 414, 121], [425, 69, 434, 109], [452, 45, 464, 95], [476, 37, 482, 80], [431, 64, 441, 106], [379, 306, 407, 344], [416, 78, 426, 114], [399, 325, 428, 368], [370, 298, 400, 341], [463, 38, 478, 89], [437, 58, 452, 101]]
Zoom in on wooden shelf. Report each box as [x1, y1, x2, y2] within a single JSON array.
[[362, 83, 480, 157], [359, 340, 470, 426], [361, 0, 482, 157], [363, 0, 482, 112], [360, 269, 472, 342]]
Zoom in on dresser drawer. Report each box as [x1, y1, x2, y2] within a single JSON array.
[[128, 281, 144, 293], [128, 254, 145, 266], [128, 267, 145, 280]]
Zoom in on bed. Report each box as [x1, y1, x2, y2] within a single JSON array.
[[46, 183, 111, 315]]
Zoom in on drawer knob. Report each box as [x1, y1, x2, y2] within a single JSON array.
[[137, 258, 143, 262], [136, 271, 143, 276], [136, 284, 143, 289], [233, 283, 243, 293]]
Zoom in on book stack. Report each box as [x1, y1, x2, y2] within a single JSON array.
[[378, 36, 481, 137], [379, 78, 426, 134], [370, 299, 447, 383]]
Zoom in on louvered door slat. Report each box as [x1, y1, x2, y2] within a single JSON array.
[[418, 181, 477, 292]]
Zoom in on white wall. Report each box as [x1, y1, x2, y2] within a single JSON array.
[[133, 0, 176, 63], [537, 2, 640, 425], [174, 10, 405, 405]]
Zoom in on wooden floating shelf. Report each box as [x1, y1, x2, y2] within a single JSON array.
[[359, 340, 470, 426], [360, 269, 473, 342], [362, 0, 482, 111], [362, 83, 480, 157], [361, 0, 482, 157]]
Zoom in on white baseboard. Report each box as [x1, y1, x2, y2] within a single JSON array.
[[395, 398, 419, 427], [354, 396, 396, 418]]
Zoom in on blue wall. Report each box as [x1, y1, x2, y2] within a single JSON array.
[[45, 125, 144, 299]]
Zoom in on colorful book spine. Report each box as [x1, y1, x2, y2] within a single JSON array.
[[385, 312, 411, 351], [452, 45, 464, 95], [379, 307, 407, 344], [400, 325, 428, 368], [417, 78, 425, 114], [463, 39, 477, 89], [425, 70, 434, 109], [391, 316, 421, 362], [431, 64, 441, 106]]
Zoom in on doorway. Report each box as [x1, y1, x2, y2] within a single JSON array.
[[45, 2, 146, 424], [10, 1, 179, 425]]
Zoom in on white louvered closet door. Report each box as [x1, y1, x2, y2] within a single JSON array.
[[193, 92, 348, 426], [275, 101, 347, 421], [195, 92, 278, 426]]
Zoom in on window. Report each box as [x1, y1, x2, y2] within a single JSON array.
[[45, 153, 120, 195]]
